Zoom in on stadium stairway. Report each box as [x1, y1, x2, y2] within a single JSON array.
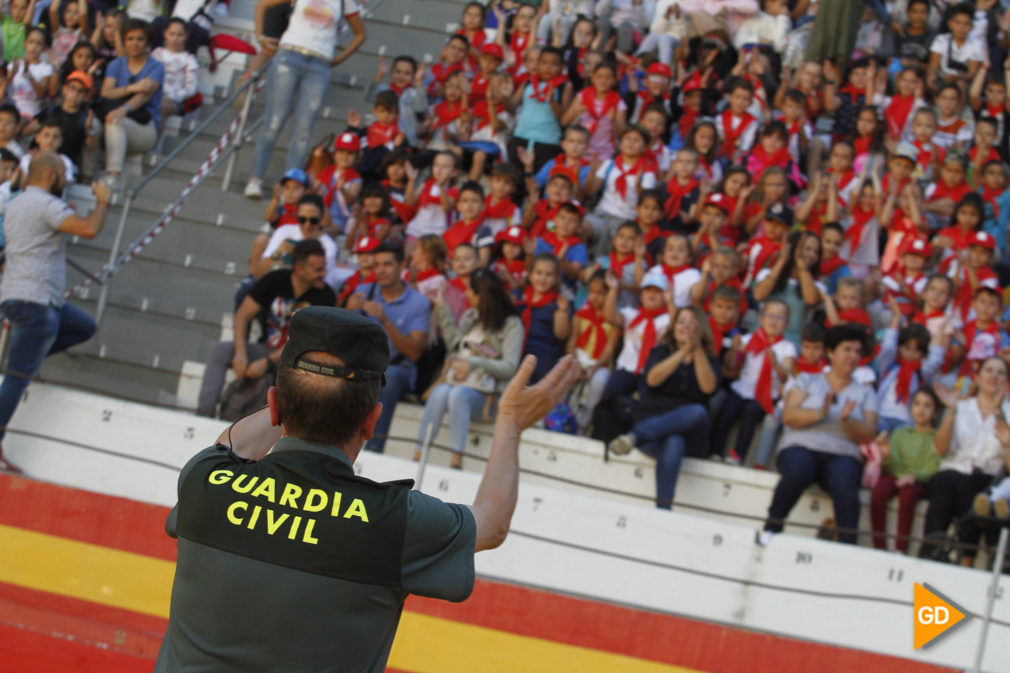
[[38, 0, 471, 407]]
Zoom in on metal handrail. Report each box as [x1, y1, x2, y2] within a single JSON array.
[[94, 67, 267, 325]]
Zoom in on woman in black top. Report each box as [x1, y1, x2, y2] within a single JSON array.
[[609, 306, 719, 509]]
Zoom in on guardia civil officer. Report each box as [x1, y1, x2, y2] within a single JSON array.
[[154, 306, 580, 672]]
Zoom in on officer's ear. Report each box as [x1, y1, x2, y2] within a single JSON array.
[[359, 401, 383, 441], [268, 386, 282, 427]]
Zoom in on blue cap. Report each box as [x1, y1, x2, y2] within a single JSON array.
[[641, 269, 670, 292], [281, 168, 308, 186]]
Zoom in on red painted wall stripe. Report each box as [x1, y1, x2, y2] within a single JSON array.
[[0, 475, 176, 561], [0, 624, 152, 673]]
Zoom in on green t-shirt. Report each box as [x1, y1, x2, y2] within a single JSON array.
[[885, 426, 940, 482], [2, 16, 26, 63]]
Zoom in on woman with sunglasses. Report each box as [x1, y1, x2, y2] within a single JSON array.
[[256, 193, 338, 284], [415, 270, 523, 469]]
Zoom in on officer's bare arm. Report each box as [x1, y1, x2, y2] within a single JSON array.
[[468, 355, 580, 551], [215, 406, 282, 460]]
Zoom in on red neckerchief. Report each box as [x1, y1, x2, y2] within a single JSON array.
[[698, 155, 714, 180], [628, 306, 667, 374], [928, 178, 971, 203], [972, 145, 1001, 166], [750, 237, 782, 275], [637, 88, 670, 109], [417, 179, 444, 208], [937, 116, 966, 136], [472, 98, 504, 130], [579, 87, 622, 136], [745, 327, 784, 414], [833, 308, 872, 327], [853, 135, 872, 157], [444, 217, 482, 252], [383, 179, 416, 222], [407, 268, 441, 284], [987, 102, 1006, 118], [796, 357, 826, 374], [678, 106, 699, 139], [485, 195, 517, 220], [530, 198, 561, 239], [720, 109, 755, 158], [659, 263, 691, 286], [894, 356, 922, 404], [844, 206, 875, 249], [389, 81, 408, 96], [428, 62, 464, 96], [499, 258, 527, 287], [366, 122, 398, 149], [885, 270, 925, 316], [528, 74, 566, 102], [575, 305, 609, 359], [884, 94, 916, 139], [912, 309, 945, 328], [913, 139, 945, 171], [820, 255, 847, 277], [881, 173, 910, 198], [663, 177, 699, 220], [954, 266, 998, 321], [431, 100, 464, 132], [613, 156, 648, 199], [320, 166, 360, 210], [609, 251, 634, 280], [361, 214, 389, 238], [448, 276, 468, 293], [838, 83, 865, 103], [275, 202, 298, 227], [338, 269, 376, 304], [517, 288, 558, 345], [708, 316, 732, 349], [509, 30, 532, 63], [982, 185, 1003, 220], [786, 118, 803, 138], [805, 89, 822, 120], [514, 71, 531, 91], [541, 230, 580, 256], [828, 168, 856, 194], [470, 73, 489, 101], [749, 143, 792, 173]]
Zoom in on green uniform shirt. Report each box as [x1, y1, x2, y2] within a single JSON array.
[[1, 17, 25, 63], [154, 437, 476, 672], [884, 426, 940, 483]]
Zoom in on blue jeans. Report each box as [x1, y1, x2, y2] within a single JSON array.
[[366, 361, 412, 453], [415, 383, 490, 456], [630, 403, 709, 510], [0, 300, 96, 440], [764, 445, 863, 544], [252, 49, 332, 180]]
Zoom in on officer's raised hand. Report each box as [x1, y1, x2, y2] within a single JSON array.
[[496, 355, 580, 431]]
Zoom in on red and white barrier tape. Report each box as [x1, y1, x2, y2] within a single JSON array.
[[65, 99, 253, 299]]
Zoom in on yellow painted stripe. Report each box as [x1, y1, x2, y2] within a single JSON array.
[[390, 611, 704, 673], [0, 524, 174, 617], [0, 524, 706, 673]]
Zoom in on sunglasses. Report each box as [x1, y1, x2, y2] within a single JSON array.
[[298, 216, 321, 225]]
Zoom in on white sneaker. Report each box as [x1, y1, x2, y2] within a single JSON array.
[[608, 433, 634, 456], [755, 530, 775, 547], [244, 177, 263, 199]]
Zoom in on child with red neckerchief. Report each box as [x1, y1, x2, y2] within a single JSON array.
[[713, 298, 796, 465], [405, 234, 449, 301], [635, 189, 667, 265], [978, 159, 1009, 254], [742, 166, 791, 238], [649, 232, 701, 309], [562, 61, 627, 163], [405, 151, 458, 244], [443, 181, 485, 257], [523, 166, 580, 239], [496, 2, 541, 76], [426, 34, 469, 101], [338, 236, 381, 307], [969, 119, 1001, 187], [913, 275, 955, 346], [879, 178, 925, 275], [738, 120, 805, 192], [379, 149, 417, 228], [932, 82, 974, 151], [823, 57, 876, 142], [743, 203, 791, 288], [483, 163, 522, 235], [469, 42, 503, 103], [775, 89, 813, 170], [706, 284, 744, 357], [909, 107, 943, 182], [950, 286, 1009, 388], [568, 270, 621, 433], [599, 267, 674, 400], [315, 132, 363, 235], [947, 230, 999, 324], [850, 105, 885, 176], [461, 70, 514, 181], [711, 166, 749, 246], [492, 225, 528, 291], [344, 182, 392, 252], [456, 2, 488, 75], [880, 66, 927, 146], [839, 176, 883, 275], [513, 252, 572, 383], [423, 70, 468, 151], [508, 46, 572, 172], [627, 61, 674, 125], [824, 141, 858, 208], [584, 125, 658, 257], [663, 148, 702, 232], [444, 242, 479, 322], [530, 124, 591, 194], [639, 104, 672, 178], [345, 95, 406, 182], [691, 192, 732, 258], [874, 310, 946, 432], [673, 80, 715, 167], [969, 65, 1010, 156], [880, 237, 931, 319], [931, 192, 983, 274], [583, 220, 645, 310], [714, 77, 758, 165], [691, 245, 746, 318], [533, 202, 587, 290], [365, 55, 428, 148]]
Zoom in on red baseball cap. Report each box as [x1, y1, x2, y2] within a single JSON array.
[[970, 231, 996, 251], [646, 63, 672, 79], [354, 236, 381, 254], [704, 192, 730, 213], [481, 43, 504, 61], [682, 72, 704, 93], [495, 226, 526, 246], [903, 237, 932, 257], [65, 70, 93, 89], [334, 132, 361, 152]]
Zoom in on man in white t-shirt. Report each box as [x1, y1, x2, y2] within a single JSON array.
[[244, 0, 367, 199]]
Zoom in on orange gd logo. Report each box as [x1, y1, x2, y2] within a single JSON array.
[[914, 583, 971, 649]]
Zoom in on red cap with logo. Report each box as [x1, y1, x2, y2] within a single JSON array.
[[481, 43, 504, 61], [903, 237, 932, 257], [646, 63, 672, 79], [495, 226, 526, 246], [334, 132, 361, 152], [704, 192, 730, 213], [970, 231, 996, 251], [354, 236, 381, 254]]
